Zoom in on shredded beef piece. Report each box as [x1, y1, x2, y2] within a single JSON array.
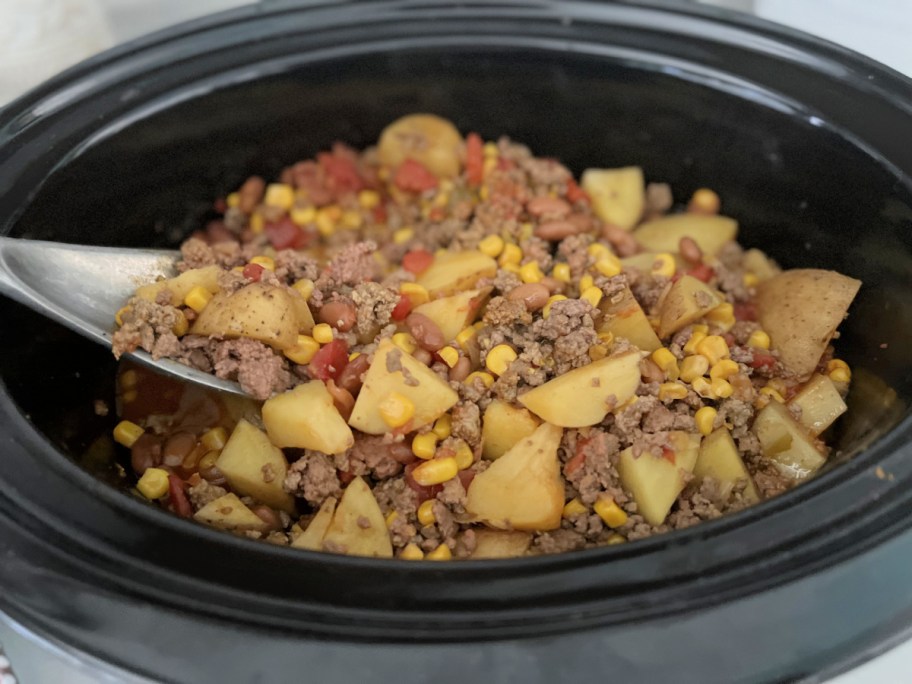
[[112, 297, 184, 360], [557, 234, 593, 277], [351, 281, 399, 339], [630, 275, 670, 313], [188, 480, 228, 510], [432, 501, 459, 545], [531, 298, 598, 374], [520, 155, 573, 188], [343, 435, 404, 480], [177, 237, 244, 271], [488, 269, 522, 295], [521, 236, 554, 271], [217, 269, 248, 293], [438, 477, 467, 513], [563, 429, 625, 506], [483, 296, 531, 327], [212, 338, 293, 400], [316, 240, 378, 293], [274, 249, 318, 283], [284, 452, 341, 505], [532, 528, 586, 554], [451, 402, 482, 451]]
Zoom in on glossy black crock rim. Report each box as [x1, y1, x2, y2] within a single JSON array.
[[1, 0, 912, 645]]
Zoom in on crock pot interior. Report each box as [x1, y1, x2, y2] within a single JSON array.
[[3, 48, 909, 481]]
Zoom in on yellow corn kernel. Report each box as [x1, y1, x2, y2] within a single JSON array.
[[596, 333, 614, 348], [651, 253, 676, 278], [113, 420, 144, 448], [588, 343, 608, 361], [399, 282, 430, 306], [115, 305, 131, 327], [743, 272, 760, 288], [683, 330, 707, 355], [400, 543, 425, 560], [454, 440, 474, 470], [485, 345, 517, 376], [696, 335, 730, 365], [438, 347, 459, 369], [292, 278, 315, 301], [519, 261, 544, 284], [119, 369, 139, 390], [829, 367, 851, 383], [710, 359, 740, 381], [426, 543, 453, 561], [464, 371, 495, 389], [519, 222, 534, 242], [385, 510, 399, 528], [482, 156, 497, 177], [264, 183, 295, 210], [760, 386, 785, 403], [679, 355, 710, 383], [392, 332, 418, 354], [695, 406, 718, 436], [284, 335, 320, 365], [578, 274, 595, 293], [748, 330, 770, 350], [172, 310, 189, 337], [479, 185, 489, 201], [136, 467, 170, 500], [315, 207, 339, 236], [201, 427, 228, 451], [828, 358, 849, 371], [552, 262, 572, 283], [392, 227, 414, 244], [417, 499, 437, 526], [499, 243, 522, 266], [455, 326, 477, 352], [249, 255, 275, 271], [587, 242, 611, 258], [348, 352, 361, 362], [692, 324, 709, 335], [473, 321, 486, 331], [651, 348, 680, 381], [184, 286, 213, 313], [580, 286, 603, 309], [562, 498, 588, 518], [690, 188, 721, 214], [479, 234, 505, 258], [249, 212, 265, 234], [500, 262, 521, 275], [705, 302, 736, 331], [411, 457, 458, 486], [711, 378, 734, 399], [483, 141, 499, 158], [593, 497, 629, 528], [766, 378, 788, 395], [290, 205, 316, 226], [338, 210, 361, 229], [226, 192, 240, 209], [595, 254, 622, 278], [379, 392, 416, 429], [692, 377, 716, 399], [312, 323, 335, 345], [432, 414, 452, 440], [658, 382, 688, 401], [358, 189, 380, 209], [607, 533, 627, 545], [412, 432, 439, 460], [542, 294, 568, 319]]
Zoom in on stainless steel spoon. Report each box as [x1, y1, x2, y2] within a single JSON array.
[[0, 236, 245, 395]]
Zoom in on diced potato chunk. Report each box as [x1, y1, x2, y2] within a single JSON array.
[[466, 422, 565, 531], [693, 428, 759, 504], [470, 529, 533, 559], [413, 287, 491, 343], [788, 374, 848, 436], [617, 432, 701, 525], [756, 269, 861, 377], [519, 351, 643, 427], [215, 419, 295, 513], [190, 283, 314, 350], [377, 113, 463, 178], [657, 275, 723, 338], [581, 166, 645, 230], [291, 497, 337, 551], [753, 400, 826, 480], [263, 382, 354, 454], [598, 284, 662, 352], [633, 214, 738, 256], [416, 250, 497, 298], [321, 477, 392, 558], [135, 265, 222, 307], [620, 252, 685, 273], [481, 399, 541, 460], [348, 339, 459, 434], [194, 493, 271, 533], [743, 248, 780, 282]]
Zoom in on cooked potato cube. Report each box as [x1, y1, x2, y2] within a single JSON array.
[[753, 400, 826, 480], [481, 399, 541, 460], [413, 287, 491, 343], [377, 113, 463, 178], [194, 493, 271, 533], [291, 497, 337, 551], [581, 166, 645, 230], [788, 374, 848, 436], [470, 529, 533, 559], [135, 265, 222, 307], [321, 477, 393, 558], [215, 419, 295, 513], [693, 428, 759, 504], [263, 382, 354, 454], [633, 214, 738, 256], [657, 275, 723, 338], [416, 250, 497, 298], [598, 284, 662, 352]]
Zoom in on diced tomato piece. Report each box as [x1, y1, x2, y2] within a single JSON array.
[[318, 152, 365, 193], [402, 249, 434, 274], [733, 301, 758, 322], [661, 447, 676, 465], [391, 294, 413, 321], [265, 217, 311, 250], [686, 263, 715, 283], [394, 159, 439, 193], [564, 450, 587, 477], [457, 469, 476, 491], [428, 206, 446, 222], [372, 203, 388, 224], [723, 333, 736, 348], [465, 132, 484, 187], [750, 353, 777, 370], [405, 462, 443, 503], [243, 263, 264, 282], [338, 469, 355, 485], [307, 339, 350, 382], [566, 178, 589, 204], [168, 474, 192, 518]]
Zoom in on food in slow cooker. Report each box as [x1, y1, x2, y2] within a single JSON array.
[[109, 114, 861, 559]]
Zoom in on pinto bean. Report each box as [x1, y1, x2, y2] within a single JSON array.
[[526, 196, 571, 218], [507, 282, 550, 311], [337, 353, 371, 396], [406, 312, 445, 352], [238, 176, 265, 214], [388, 441, 417, 465], [251, 505, 283, 532], [131, 433, 163, 475], [639, 358, 665, 385], [679, 236, 703, 264], [534, 220, 581, 241], [539, 276, 564, 295], [448, 356, 472, 382], [319, 300, 357, 332], [412, 348, 434, 366], [326, 379, 355, 421], [602, 223, 640, 257], [161, 432, 197, 468]]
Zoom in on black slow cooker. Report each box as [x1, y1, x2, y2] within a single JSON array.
[[1, 2, 911, 682]]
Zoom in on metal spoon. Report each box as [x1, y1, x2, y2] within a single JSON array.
[[0, 236, 245, 395]]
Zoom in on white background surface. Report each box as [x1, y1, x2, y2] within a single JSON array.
[[0, 1, 910, 682]]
